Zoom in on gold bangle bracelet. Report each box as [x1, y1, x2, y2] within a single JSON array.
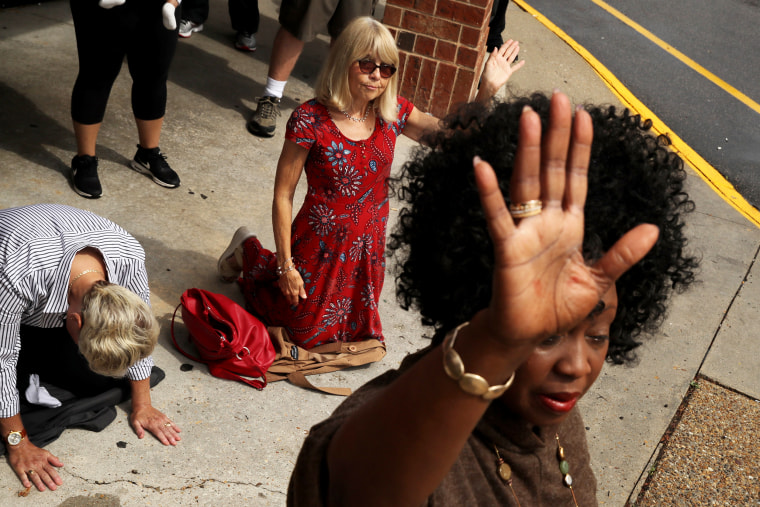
[[442, 322, 516, 401]]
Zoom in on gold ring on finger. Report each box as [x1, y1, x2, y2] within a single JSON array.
[[27, 470, 35, 475], [509, 199, 543, 218], [164, 422, 173, 427]]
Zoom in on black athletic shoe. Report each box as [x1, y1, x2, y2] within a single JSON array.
[[130, 145, 180, 188], [71, 154, 102, 199]]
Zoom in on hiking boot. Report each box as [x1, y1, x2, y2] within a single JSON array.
[[247, 96, 281, 138], [71, 154, 102, 199], [235, 31, 257, 52], [178, 20, 203, 38], [130, 145, 180, 188]]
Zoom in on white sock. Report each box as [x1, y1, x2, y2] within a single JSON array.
[[163, 3, 178, 30], [264, 77, 287, 99], [99, 0, 125, 8]]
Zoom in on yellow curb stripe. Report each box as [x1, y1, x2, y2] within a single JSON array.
[[590, 0, 760, 116], [512, 0, 760, 228]]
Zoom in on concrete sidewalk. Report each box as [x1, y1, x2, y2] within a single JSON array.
[[0, 1, 758, 505]]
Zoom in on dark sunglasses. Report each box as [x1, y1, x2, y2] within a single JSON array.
[[357, 59, 397, 78]]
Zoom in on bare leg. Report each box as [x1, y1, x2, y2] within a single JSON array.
[[135, 117, 164, 149], [268, 27, 305, 81], [73, 121, 102, 157], [248, 28, 304, 137]]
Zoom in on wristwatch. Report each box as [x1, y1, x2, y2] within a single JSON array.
[[6, 429, 26, 446]]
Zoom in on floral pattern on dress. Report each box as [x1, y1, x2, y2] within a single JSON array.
[[239, 97, 414, 348], [308, 204, 336, 237], [326, 141, 351, 168], [333, 165, 362, 197], [349, 234, 372, 262]]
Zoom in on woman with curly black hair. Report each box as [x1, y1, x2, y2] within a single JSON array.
[[287, 91, 698, 506]]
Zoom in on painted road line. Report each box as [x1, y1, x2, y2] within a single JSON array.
[[590, 0, 760, 116], [513, 0, 760, 228]]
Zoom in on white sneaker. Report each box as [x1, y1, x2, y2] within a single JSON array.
[[178, 20, 203, 38]]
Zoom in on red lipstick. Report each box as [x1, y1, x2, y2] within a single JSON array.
[[538, 392, 580, 413]]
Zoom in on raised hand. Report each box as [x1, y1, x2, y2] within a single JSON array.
[[474, 91, 659, 348], [477, 39, 525, 101]]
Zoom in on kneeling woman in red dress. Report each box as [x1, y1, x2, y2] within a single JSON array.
[[217, 16, 522, 349]]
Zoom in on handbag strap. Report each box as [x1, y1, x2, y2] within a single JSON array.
[[285, 371, 350, 396], [265, 327, 385, 395], [207, 363, 267, 390]]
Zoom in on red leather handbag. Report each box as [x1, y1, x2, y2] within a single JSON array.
[[171, 288, 275, 389]]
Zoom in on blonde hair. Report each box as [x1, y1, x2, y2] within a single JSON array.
[[315, 16, 400, 123], [78, 281, 159, 378]]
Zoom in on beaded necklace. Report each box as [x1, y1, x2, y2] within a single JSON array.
[[340, 104, 371, 123], [493, 433, 580, 506]]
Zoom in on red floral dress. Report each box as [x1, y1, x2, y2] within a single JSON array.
[[239, 97, 414, 349]]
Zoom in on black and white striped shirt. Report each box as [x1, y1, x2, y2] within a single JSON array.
[[0, 204, 154, 418]]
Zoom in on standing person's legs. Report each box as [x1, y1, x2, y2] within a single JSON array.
[[73, 122, 102, 158], [487, 0, 510, 52], [268, 28, 305, 83], [178, 0, 207, 37], [135, 118, 165, 150], [246, 0, 336, 137], [245, 26, 304, 137], [70, 0, 130, 198], [326, 0, 377, 40], [271, 0, 374, 87], [127, 0, 181, 189], [229, 0, 260, 51]]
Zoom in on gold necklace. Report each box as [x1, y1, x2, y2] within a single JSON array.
[[69, 269, 104, 290], [493, 433, 579, 507]]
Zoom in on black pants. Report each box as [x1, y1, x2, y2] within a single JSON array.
[[487, 0, 510, 52], [8, 325, 164, 452], [16, 325, 126, 398], [70, 0, 178, 124], [181, 0, 260, 34]]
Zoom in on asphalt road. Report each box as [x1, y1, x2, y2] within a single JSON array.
[[523, 0, 760, 209]]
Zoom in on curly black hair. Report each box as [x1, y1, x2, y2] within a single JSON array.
[[387, 93, 699, 365]]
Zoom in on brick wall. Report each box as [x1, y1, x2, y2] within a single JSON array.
[[383, 0, 494, 118]]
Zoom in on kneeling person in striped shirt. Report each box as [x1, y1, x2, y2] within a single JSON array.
[[0, 204, 180, 493]]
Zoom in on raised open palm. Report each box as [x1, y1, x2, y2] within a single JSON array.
[[475, 92, 660, 347]]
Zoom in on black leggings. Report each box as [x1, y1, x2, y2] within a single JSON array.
[[70, 0, 178, 124]]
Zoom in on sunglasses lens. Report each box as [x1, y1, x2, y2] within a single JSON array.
[[358, 60, 375, 73], [358, 60, 396, 78], [379, 65, 395, 78]]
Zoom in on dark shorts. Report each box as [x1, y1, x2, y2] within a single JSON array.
[[278, 0, 378, 42]]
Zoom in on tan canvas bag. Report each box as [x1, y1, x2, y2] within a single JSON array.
[[265, 327, 386, 395]]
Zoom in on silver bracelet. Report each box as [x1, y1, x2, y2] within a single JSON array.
[[276, 257, 295, 277]]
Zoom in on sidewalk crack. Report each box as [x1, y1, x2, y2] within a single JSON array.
[[63, 470, 286, 497]]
